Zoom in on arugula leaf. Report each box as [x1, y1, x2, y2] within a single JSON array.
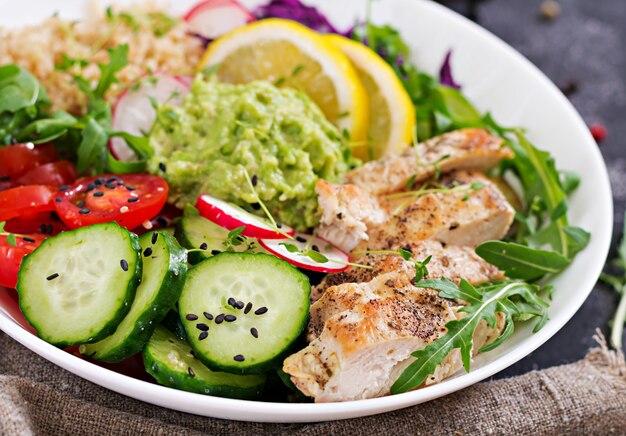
[[15, 111, 77, 143], [76, 118, 108, 174], [475, 241, 570, 281], [391, 279, 548, 393], [94, 45, 129, 99]]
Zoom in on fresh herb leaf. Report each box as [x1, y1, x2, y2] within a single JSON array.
[[559, 170, 580, 195], [391, 279, 548, 393], [399, 248, 412, 261], [6, 233, 16, 246], [475, 240, 570, 281], [414, 255, 432, 282], [223, 226, 247, 251], [0, 64, 40, 112], [76, 117, 108, 174], [279, 243, 300, 253], [94, 45, 129, 98], [304, 249, 328, 263]]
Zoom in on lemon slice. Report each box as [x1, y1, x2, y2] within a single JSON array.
[[325, 34, 415, 160], [199, 19, 369, 141]]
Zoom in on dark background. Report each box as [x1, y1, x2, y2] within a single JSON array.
[[437, 0, 625, 377]]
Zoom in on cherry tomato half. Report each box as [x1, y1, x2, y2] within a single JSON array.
[[4, 212, 68, 236], [54, 174, 169, 230], [0, 185, 56, 221], [0, 234, 45, 289], [0, 143, 57, 181], [16, 160, 78, 187]]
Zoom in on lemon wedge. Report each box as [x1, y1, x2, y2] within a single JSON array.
[[325, 34, 415, 160], [199, 19, 369, 141]]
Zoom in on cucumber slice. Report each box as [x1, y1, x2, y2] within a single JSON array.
[[17, 223, 141, 347], [161, 308, 187, 342], [80, 231, 187, 362], [177, 214, 230, 264], [179, 252, 310, 374], [143, 326, 266, 400]]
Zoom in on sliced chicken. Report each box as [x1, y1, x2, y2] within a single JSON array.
[[312, 239, 505, 302], [344, 128, 512, 195], [315, 179, 386, 252], [284, 274, 505, 402], [359, 171, 515, 251]]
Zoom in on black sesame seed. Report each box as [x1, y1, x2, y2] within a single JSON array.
[[23, 237, 35, 243], [86, 183, 96, 192], [233, 354, 245, 362], [93, 191, 104, 197], [107, 177, 119, 183], [196, 323, 209, 331], [95, 178, 105, 186], [151, 232, 158, 244], [254, 307, 268, 315], [203, 312, 213, 320], [276, 223, 282, 229], [79, 208, 90, 214], [188, 367, 196, 377], [143, 247, 153, 257], [156, 217, 167, 227], [46, 273, 59, 281], [312, 245, 320, 252], [40, 224, 47, 234], [55, 197, 62, 203], [0, 176, 10, 182], [244, 302, 252, 314], [337, 212, 343, 219], [296, 236, 307, 243], [105, 182, 117, 189], [250, 202, 261, 210], [127, 197, 139, 203], [199, 242, 208, 250], [120, 259, 129, 271], [125, 185, 136, 191], [215, 314, 225, 324], [47, 224, 53, 234], [159, 162, 167, 172], [185, 314, 198, 321], [250, 327, 258, 338], [211, 249, 221, 255], [251, 174, 258, 186], [77, 200, 85, 208], [235, 301, 244, 309], [198, 331, 208, 341], [227, 297, 237, 308], [224, 314, 237, 322], [59, 185, 69, 191]]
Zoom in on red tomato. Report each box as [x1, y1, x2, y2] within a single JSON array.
[[54, 174, 169, 230], [0, 185, 56, 221], [133, 203, 182, 235], [16, 160, 78, 187], [4, 212, 68, 236], [0, 143, 57, 181], [0, 234, 45, 288]]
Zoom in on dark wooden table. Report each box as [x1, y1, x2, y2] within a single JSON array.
[[438, 0, 625, 377]]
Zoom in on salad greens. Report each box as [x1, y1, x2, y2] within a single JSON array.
[[600, 212, 626, 350], [0, 45, 150, 175]]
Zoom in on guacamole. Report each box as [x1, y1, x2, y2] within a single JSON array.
[[148, 77, 349, 229]]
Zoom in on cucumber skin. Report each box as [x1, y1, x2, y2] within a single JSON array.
[[82, 232, 188, 363], [175, 218, 209, 265], [142, 328, 265, 400], [16, 223, 142, 348], [181, 252, 311, 375], [161, 308, 188, 342]]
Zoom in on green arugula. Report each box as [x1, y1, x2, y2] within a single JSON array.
[[599, 212, 626, 350], [391, 278, 549, 394]]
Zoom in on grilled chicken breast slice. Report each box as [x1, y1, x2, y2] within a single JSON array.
[[315, 179, 386, 252], [359, 171, 515, 251], [344, 128, 512, 195], [312, 239, 505, 302], [285, 275, 505, 402]]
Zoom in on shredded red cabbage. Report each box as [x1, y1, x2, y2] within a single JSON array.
[[254, 0, 348, 34], [439, 50, 461, 89]]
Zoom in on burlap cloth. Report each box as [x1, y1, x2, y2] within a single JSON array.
[[0, 331, 624, 435]]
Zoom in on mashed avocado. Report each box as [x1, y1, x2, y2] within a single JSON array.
[[148, 77, 349, 229]]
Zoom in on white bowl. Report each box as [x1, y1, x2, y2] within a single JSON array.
[[0, 0, 613, 423]]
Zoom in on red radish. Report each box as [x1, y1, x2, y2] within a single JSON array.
[[110, 74, 191, 161], [259, 233, 349, 273], [184, 0, 254, 40], [196, 194, 294, 239]]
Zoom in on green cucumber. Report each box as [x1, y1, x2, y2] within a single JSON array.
[[143, 326, 266, 400], [179, 252, 310, 374], [161, 308, 187, 342], [80, 231, 187, 362], [17, 223, 141, 347]]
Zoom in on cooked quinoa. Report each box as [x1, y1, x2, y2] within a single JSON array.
[[0, 7, 204, 115]]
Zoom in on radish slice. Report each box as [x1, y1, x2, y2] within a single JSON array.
[[110, 74, 190, 161], [259, 233, 349, 273], [196, 194, 294, 239], [184, 0, 254, 40]]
